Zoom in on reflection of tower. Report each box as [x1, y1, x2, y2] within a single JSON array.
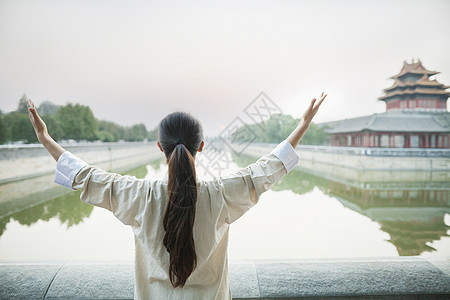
[[233, 150, 450, 257], [325, 59, 450, 148], [380, 217, 449, 256], [327, 180, 449, 256]]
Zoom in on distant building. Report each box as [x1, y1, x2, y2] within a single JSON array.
[[325, 60, 450, 148]]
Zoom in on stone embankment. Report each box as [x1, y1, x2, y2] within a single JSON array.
[[240, 143, 450, 186], [243, 143, 450, 171]]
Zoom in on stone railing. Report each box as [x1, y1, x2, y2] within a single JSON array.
[[1, 257, 449, 299], [298, 145, 450, 158]]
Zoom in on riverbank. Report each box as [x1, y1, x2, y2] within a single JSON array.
[[0, 142, 162, 219]]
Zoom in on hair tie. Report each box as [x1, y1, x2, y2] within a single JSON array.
[[175, 139, 185, 146]]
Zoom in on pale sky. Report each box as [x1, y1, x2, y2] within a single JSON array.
[[1, 0, 449, 136]]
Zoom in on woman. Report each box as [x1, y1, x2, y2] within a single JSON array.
[[27, 92, 326, 299]]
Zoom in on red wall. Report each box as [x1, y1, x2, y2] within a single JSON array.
[[385, 98, 445, 111], [330, 133, 450, 148]]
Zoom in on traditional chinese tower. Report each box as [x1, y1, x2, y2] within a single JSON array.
[[324, 59, 450, 148], [379, 59, 449, 112]]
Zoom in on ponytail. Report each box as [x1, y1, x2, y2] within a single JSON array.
[[163, 142, 198, 288]]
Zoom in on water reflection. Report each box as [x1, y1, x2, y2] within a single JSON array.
[[1, 153, 448, 259], [0, 163, 154, 238], [232, 153, 450, 256], [0, 191, 93, 237]]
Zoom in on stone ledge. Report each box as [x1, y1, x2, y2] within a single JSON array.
[[1, 257, 449, 299]]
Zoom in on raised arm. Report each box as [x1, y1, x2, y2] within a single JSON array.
[[27, 99, 147, 227], [27, 99, 65, 161], [287, 92, 327, 149], [218, 92, 327, 223]]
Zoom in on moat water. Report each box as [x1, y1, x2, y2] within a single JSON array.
[[0, 152, 448, 261]]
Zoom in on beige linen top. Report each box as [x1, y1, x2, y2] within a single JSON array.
[[54, 140, 299, 299]]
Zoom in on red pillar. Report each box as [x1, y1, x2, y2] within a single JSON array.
[[425, 135, 429, 148]]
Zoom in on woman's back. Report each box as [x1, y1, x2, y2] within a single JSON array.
[[126, 142, 297, 299]]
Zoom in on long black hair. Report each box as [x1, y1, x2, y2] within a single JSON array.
[[158, 111, 203, 288]]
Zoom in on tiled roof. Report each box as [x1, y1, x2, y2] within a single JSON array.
[[322, 112, 450, 133], [390, 60, 439, 79], [384, 75, 449, 92]]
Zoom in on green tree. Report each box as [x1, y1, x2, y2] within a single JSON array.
[[17, 94, 29, 114], [300, 123, 329, 145], [4, 112, 38, 143], [98, 120, 124, 141], [38, 101, 59, 116], [230, 113, 328, 145], [55, 103, 98, 141], [123, 124, 148, 141], [130, 124, 148, 141], [42, 115, 64, 141], [0, 114, 11, 144], [0, 94, 37, 144], [96, 130, 115, 142], [148, 127, 158, 141]]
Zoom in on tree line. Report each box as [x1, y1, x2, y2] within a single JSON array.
[[230, 113, 329, 145], [0, 94, 157, 144]]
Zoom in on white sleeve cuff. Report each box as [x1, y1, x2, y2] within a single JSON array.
[[54, 151, 88, 190], [270, 140, 299, 173]]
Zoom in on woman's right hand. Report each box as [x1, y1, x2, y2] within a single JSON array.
[[286, 92, 327, 149], [27, 99, 49, 142], [301, 92, 327, 126]]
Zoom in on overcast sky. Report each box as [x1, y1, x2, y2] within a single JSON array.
[[1, 0, 449, 136]]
